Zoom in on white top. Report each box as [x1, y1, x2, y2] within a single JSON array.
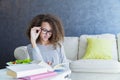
[[27, 43, 69, 69]]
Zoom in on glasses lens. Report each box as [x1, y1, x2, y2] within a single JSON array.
[[41, 28, 52, 35], [48, 31, 52, 35], [42, 29, 47, 33]]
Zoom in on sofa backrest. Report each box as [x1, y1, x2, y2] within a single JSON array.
[[14, 37, 79, 61], [78, 34, 118, 60], [14, 34, 119, 61], [63, 37, 79, 61]]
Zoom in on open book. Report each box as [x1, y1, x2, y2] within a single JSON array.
[[31, 61, 66, 71]]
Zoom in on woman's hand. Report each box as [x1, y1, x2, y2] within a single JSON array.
[[47, 61, 52, 65], [30, 27, 41, 48]]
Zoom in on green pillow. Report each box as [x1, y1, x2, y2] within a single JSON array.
[[83, 38, 114, 59]]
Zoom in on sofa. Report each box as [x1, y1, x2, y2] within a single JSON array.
[[14, 33, 120, 80]]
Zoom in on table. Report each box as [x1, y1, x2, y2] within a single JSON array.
[[2, 68, 120, 80], [0, 69, 71, 80]]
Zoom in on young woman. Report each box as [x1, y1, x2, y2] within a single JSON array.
[[26, 14, 69, 69]]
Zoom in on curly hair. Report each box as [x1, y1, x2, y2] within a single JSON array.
[[26, 14, 64, 48]]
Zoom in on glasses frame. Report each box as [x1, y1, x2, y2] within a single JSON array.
[[41, 27, 52, 35]]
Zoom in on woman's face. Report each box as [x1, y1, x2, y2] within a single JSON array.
[[40, 22, 52, 42]]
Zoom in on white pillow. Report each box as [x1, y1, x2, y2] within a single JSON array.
[[78, 34, 118, 60], [14, 46, 30, 60]]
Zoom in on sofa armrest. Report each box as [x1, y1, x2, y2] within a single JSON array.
[[14, 46, 30, 60], [117, 33, 120, 61]]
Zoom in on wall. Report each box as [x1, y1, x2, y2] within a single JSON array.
[[0, 0, 120, 68]]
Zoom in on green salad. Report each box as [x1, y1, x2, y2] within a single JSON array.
[[9, 59, 32, 64]]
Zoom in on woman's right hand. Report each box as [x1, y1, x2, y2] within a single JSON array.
[[30, 27, 41, 47]]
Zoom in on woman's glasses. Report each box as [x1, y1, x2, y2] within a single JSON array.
[[41, 28, 52, 35]]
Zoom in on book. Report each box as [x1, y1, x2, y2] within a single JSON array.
[[32, 61, 66, 71], [18, 71, 57, 80], [6, 64, 48, 78], [18, 70, 71, 80], [42, 70, 71, 80]]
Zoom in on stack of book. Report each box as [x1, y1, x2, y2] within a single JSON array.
[[6, 64, 48, 78], [6, 63, 71, 80], [18, 70, 71, 80]]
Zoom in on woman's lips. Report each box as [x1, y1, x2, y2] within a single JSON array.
[[43, 35, 49, 39]]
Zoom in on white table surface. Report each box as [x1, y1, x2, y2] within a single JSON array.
[[0, 68, 71, 80], [2, 68, 120, 80]]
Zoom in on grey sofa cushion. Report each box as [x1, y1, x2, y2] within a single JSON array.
[[63, 37, 79, 60], [70, 59, 120, 73]]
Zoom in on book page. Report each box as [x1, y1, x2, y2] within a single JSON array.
[[53, 63, 66, 71], [37, 61, 54, 71], [31, 61, 66, 71]]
